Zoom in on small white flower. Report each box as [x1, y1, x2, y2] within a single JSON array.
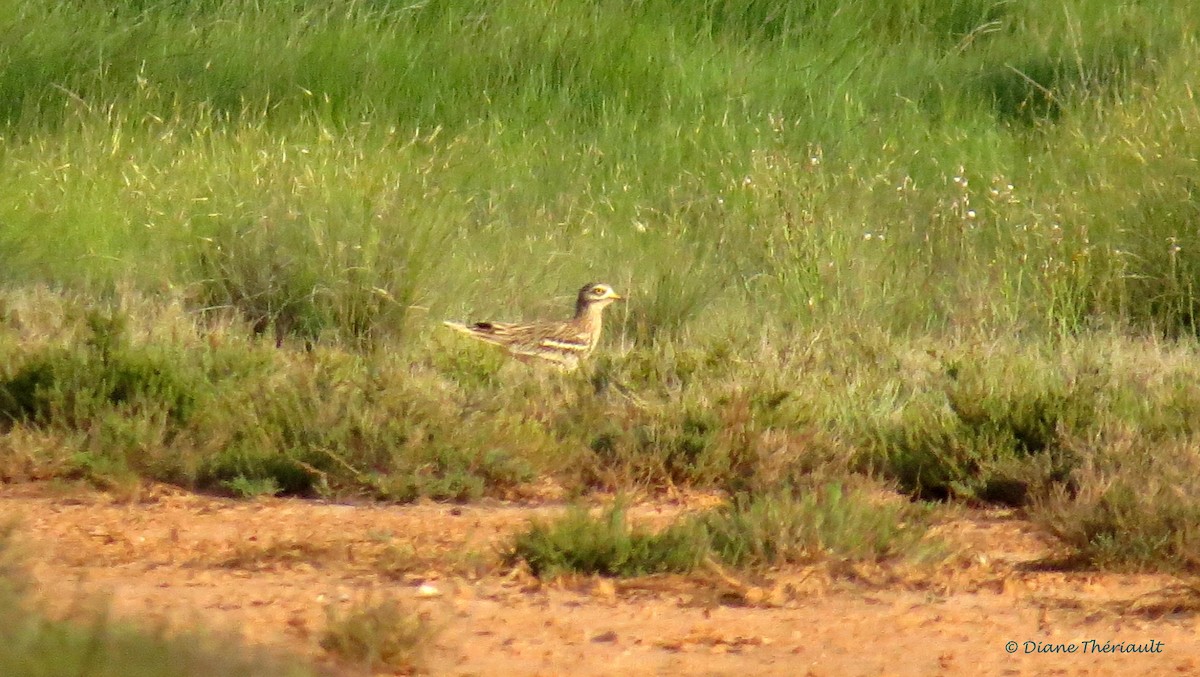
[[742, 176, 753, 186], [966, 210, 977, 219]]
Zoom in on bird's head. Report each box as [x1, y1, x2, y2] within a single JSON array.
[[576, 282, 622, 315]]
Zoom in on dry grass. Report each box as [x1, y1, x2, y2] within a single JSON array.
[[320, 595, 438, 674]]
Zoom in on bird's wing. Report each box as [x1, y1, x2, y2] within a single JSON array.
[[443, 319, 592, 369], [530, 324, 594, 354]]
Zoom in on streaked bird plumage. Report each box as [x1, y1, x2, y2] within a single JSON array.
[[443, 282, 623, 369]]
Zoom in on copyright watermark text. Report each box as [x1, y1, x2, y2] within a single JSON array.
[[1004, 639, 1165, 655]]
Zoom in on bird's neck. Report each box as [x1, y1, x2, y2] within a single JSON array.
[[574, 302, 605, 333]]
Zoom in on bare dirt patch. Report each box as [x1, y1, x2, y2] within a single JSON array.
[[2, 483, 1198, 676]]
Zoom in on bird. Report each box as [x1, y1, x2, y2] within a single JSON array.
[[443, 282, 623, 369]]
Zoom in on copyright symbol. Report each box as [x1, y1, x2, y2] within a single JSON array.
[[1005, 641, 1018, 654]]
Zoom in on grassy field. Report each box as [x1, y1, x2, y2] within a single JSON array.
[[2, 0, 1200, 578]]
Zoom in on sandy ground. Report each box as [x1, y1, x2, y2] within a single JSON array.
[[2, 483, 1198, 677]]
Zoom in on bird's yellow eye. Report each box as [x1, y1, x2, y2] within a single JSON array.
[[592, 286, 607, 295]]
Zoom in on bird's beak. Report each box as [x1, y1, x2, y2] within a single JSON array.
[[609, 292, 623, 301]]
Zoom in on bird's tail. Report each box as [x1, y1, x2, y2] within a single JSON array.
[[442, 320, 474, 335], [442, 320, 509, 347]]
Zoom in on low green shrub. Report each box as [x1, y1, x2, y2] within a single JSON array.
[[506, 500, 708, 578], [1032, 435, 1200, 572], [699, 484, 934, 568]]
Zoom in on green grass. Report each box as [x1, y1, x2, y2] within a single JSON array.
[[1031, 434, 1200, 572], [0, 0, 1194, 340], [0, 0, 1199, 573], [699, 484, 936, 568], [506, 485, 936, 577], [506, 500, 707, 578]]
